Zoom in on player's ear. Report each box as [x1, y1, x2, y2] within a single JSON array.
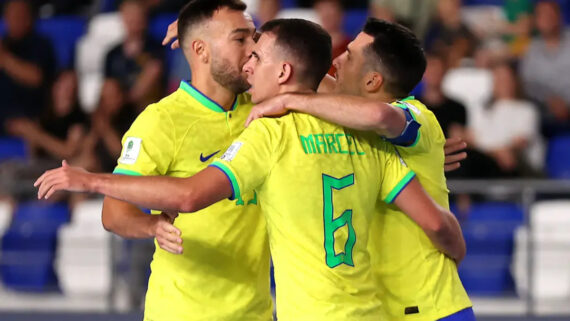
[[277, 62, 293, 85], [363, 71, 383, 93], [192, 39, 209, 64]]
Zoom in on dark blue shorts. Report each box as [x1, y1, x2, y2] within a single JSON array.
[[438, 307, 477, 321]]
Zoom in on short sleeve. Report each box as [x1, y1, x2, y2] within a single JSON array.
[[385, 103, 421, 147], [209, 118, 280, 201], [390, 101, 434, 154], [378, 142, 416, 204], [113, 105, 175, 176]]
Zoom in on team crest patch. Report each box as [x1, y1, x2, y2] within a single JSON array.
[[221, 142, 243, 161], [119, 137, 142, 165]]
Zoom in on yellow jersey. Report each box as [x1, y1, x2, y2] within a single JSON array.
[[113, 81, 272, 321], [211, 112, 415, 321], [369, 97, 472, 320]]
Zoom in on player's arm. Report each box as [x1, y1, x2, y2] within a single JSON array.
[[34, 164, 233, 214], [392, 178, 466, 263], [101, 197, 183, 254], [35, 162, 232, 214], [246, 92, 407, 138]]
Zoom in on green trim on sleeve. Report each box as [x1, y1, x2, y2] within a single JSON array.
[[209, 161, 241, 201], [383, 171, 416, 204], [393, 102, 421, 147], [113, 168, 143, 176]]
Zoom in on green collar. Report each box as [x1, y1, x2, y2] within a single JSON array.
[[401, 96, 415, 102], [180, 81, 237, 113]]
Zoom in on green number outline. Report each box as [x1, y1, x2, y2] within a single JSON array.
[[322, 173, 356, 268]]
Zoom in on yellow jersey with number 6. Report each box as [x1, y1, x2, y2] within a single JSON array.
[[211, 112, 415, 321]]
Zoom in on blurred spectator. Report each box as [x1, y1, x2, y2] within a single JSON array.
[[420, 53, 467, 138], [370, 0, 438, 39], [257, 0, 279, 24], [472, 62, 544, 176], [298, 0, 367, 9], [502, 0, 533, 57], [76, 79, 138, 173], [0, 0, 56, 136], [423, 52, 503, 179], [143, 0, 186, 15], [521, 1, 570, 138], [6, 70, 87, 161], [425, 0, 478, 67], [104, 0, 164, 112], [314, 0, 350, 75], [35, 0, 96, 16]]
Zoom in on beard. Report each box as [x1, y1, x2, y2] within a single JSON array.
[[210, 56, 251, 94]]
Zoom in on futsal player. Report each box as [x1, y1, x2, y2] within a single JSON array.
[[35, 18, 465, 320], [97, 1, 273, 320]]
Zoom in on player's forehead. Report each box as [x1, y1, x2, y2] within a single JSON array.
[[254, 33, 276, 58], [210, 8, 254, 36], [349, 32, 374, 53]]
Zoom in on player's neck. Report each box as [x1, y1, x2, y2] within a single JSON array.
[[363, 91, 396, 104], [278, 84, 314, 96], [190, 76, 237, 111]]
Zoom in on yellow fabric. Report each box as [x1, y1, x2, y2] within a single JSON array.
[[114, 82, 272, 321], [212, 112, 414, 321], [369, 98, 472, 320]]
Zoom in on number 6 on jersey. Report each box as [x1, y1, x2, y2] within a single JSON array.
[[322, 173, 356, 268]]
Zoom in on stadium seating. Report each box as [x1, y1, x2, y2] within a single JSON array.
[[546, 135, 570, 179], [512, 200, 570, 300], [343, 9, 368, 38], [76, 12, 125, 112], [0, 201, 70, 292], [459, 202, 524, 295], [37, 16, 87, 70], [0, 201, 11, 236], [56, 199, 112, 297], [0, 138, 27, 161], [442, 67, 493, 128], [0, 17, 86, 70]]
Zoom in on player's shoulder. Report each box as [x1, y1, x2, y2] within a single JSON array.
[[398, 98, 440, 128]]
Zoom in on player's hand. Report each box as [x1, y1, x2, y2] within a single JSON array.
[[153, 212, 183, 254], [162, 19, 179, 50], [34, 160, 92, 199], [444, 137, 467, 172], [245, 94, 289, 127]]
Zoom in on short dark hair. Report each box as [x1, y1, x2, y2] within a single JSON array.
[[362, 18, 426, 98], [177, 0, 247, 47], [260, 19, 332, 91]]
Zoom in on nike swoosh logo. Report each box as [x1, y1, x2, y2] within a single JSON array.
[[200, 150, 220, 162]]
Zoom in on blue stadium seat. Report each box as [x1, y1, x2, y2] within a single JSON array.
[[458, 202, 523, 295], [343, 9, 368, 38], [0, 201, 69, 292], [462, 0, 504, 5], [149, 14, 177, 71], [11, 201, 70, 226], [148, 13, 177, 44], [0, 138, 27, 161], [281, 0, 298, 9], [100, 0, 118, 12], [37, 16, 87, 70], [458, 255, 515, 296], [546, 135, 570, 179]]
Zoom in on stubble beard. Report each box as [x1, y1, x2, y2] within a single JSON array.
[[211, 56, 251, 94]]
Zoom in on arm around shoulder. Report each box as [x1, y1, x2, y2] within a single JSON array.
[[392, 178, 466, 262]]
